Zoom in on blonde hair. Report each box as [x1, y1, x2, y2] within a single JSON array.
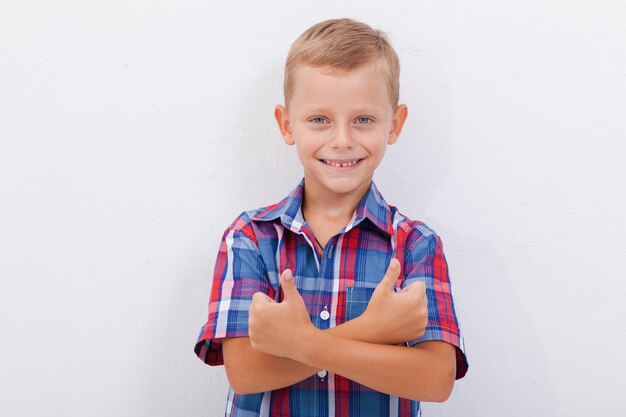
[[283, 18, 400, 109]]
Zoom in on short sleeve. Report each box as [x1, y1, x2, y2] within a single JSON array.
[[401, 230, 469, 379], [194, 222, 272, 366]]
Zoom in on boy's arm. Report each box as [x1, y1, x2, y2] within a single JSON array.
[[223, 339, 454, 401], [293, 333, 456, 402], [224, 259, 450, 398], [222, 307, 405, 395], [246, 262, 456, 402], [222, 315, 375, 394]]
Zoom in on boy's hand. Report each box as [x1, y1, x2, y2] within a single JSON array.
[[360, 258, 428, 345], [248, 269, 317, 359]]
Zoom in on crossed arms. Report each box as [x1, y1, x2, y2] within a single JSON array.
[[221, 258, 457, 402]]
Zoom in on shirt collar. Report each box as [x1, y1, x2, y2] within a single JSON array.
[[251, 177, 395, 236]]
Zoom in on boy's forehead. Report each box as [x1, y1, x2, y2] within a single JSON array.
[[296, 60, 386, 82], [289, 62, 392, 110]]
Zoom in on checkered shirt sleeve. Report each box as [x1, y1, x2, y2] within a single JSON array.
[[401, 230, 468, 379], [194, 222, 272, 366]]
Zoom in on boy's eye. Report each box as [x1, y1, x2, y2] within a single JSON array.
[[311, 117, 327, 124], [356, 117, 372, 124]]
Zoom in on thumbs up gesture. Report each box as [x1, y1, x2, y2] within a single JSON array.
[[248, 269, 315, 358], [360, 258, 428, 345]]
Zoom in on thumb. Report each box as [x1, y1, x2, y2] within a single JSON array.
[[380, 258, 401, 291], [280, 269, 299, 299]]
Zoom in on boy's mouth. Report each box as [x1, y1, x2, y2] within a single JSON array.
[[318, 158, 365, 168]]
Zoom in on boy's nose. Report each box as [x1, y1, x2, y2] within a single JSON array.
[[330, 125, 354, 149]]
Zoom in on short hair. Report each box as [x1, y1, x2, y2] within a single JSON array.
[[283, 18, 400, 109]]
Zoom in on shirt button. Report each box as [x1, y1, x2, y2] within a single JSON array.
[[317, 370, 327, 378], [320, 305, 330, 320]]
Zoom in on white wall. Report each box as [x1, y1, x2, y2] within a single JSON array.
[[2, 1, 625, 416]]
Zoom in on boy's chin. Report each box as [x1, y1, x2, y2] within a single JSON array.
[[313, 176, 371, 195]]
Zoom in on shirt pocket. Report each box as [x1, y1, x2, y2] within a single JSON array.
[[345, 284, 377, 321]]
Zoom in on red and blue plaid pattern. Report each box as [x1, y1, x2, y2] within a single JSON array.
[[195, 178, 468, 416]]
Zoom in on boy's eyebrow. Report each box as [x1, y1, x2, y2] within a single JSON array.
[[299, 105, 386, 115]]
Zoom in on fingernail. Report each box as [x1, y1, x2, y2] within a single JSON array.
[[390, 259, 398, 269]]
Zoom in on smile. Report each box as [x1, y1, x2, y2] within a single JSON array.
[[319, 158, 364, 168]]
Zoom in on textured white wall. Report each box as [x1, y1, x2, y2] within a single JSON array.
[[2, 1, 625, 416]]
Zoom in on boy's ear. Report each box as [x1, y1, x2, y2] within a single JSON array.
[[274, 105, 295, 145], [387, 104, 408, 145]]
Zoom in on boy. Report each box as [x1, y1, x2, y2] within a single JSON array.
[[195, 18, 468, 416]]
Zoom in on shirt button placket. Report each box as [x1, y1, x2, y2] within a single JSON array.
[[318, 243, 333, 382]]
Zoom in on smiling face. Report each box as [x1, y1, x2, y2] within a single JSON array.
[[275, 60, 408, 202]]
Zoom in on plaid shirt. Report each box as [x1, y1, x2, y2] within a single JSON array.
[[195, 178, 468, 417]]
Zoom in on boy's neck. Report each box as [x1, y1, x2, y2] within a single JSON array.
[[301, 177, 372, 226]]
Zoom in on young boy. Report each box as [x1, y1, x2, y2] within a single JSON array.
[[194, 18, 468, 416]]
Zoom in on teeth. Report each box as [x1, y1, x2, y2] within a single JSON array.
[[323, 159, 361, 167]]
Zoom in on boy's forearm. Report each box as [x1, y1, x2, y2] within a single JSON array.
[[222, 337, 319, 394], [293, 330, 457, 402], [222, 316, 394, 395], [225, 326, 455, 401]]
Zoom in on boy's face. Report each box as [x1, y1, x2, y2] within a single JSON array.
[[275, 61, 408, 200]]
